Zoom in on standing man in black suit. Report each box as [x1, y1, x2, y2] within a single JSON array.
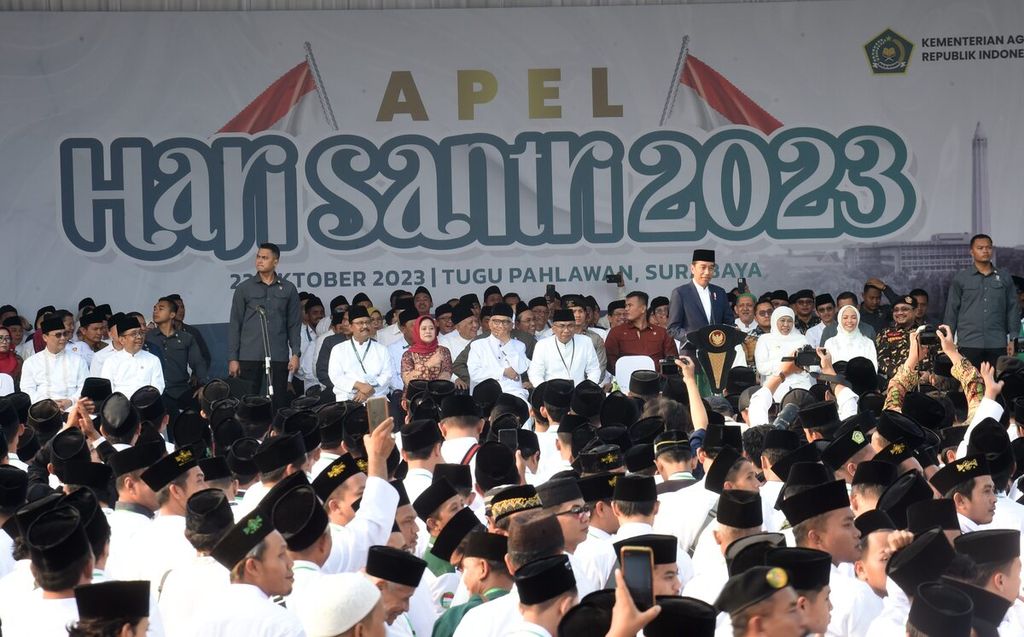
[[227, 242, 302, 411], [667, 249, 735, 355]]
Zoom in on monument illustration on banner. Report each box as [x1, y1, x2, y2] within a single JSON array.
[[842, 122, 990, 277]]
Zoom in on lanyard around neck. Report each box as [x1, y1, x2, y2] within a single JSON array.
[[556, 338, 575, 374], [351, 338, 371, 374]]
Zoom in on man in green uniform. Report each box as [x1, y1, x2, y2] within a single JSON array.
[[432, 531, 513, 637]]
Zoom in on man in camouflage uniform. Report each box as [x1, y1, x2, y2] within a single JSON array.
[[875, 295, 922, 378]]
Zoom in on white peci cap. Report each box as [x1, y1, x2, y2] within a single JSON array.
[[294, 572, 382, 637]]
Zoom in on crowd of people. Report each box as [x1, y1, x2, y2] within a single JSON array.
[[2, 234, 1024, 636]]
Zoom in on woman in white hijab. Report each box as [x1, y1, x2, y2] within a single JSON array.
[[823, 305, 878, 369], [754, 306, 812, 401]]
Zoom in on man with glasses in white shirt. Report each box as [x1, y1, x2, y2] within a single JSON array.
[[20, 314, 89, 407], [101, 314, 165, 397], [466, 303, 530, 402], [327, 305, 392, 403], [527, 310, 601, 386]]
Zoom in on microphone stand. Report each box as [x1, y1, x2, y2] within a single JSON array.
[[257, 306, 273, 401]]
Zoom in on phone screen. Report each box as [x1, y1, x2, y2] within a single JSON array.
[[620, 546, 654, 611], [498, 429, 518, 450], [366, 396, 389, 430]]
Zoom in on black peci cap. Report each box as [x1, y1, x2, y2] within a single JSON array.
[[366, 545, 427, 588], [515, 554, 577, 605]]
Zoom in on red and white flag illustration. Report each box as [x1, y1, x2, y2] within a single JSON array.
[[662, 39, 782, 134], [218, 45, 336, 135]]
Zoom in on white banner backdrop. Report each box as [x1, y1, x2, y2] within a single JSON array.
[[2, 1, 1024, 325]]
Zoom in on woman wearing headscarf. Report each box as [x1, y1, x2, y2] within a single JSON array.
[[823, 305, 878, 370], [754, 306, 812, 401], [0, 326, 20, 391], [400, 315, 453, 390]]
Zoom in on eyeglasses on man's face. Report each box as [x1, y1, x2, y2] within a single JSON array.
[[555, 504, 591, 519]]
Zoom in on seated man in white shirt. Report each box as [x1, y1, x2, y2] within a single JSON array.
[[20, 314, 89, 408], [66, 309, 108, 369], [466, 304, 530, 402], [439, 305, 480, 382], [328, 306, 393, 403], [527, 309, 601, 386], [100, 314, 165, 397]]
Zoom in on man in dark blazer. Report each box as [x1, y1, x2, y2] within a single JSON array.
[[668, 249, 735, 354]]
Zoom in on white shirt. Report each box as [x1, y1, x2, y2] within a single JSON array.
[[90, 341, 118, 376], [823, 332, 879, 370], [440, 436, 479, 477], [104, 506, 154, 579], [234, 480, 272, 518], [113, 513, 194, 584], [310, 331, 339, 389], [1, 593, 79, 637], [527, 334, 601, 386], [504, 621, 552, 637], [572, 532, 617, 592], [694, 282, 712, 322], [378, 323, 404, 348], [806, 322, 829, 348], [682, 563, 728, 606], [101, 348, 166, 396], [438, 331, 473, 368], [284, 560, 324, 634], [467, 336, 530, 402], [296, 324, 319, 384], [20, 348, 89, 404], [759, 480, 786, 532], [403, 467, 434, 505], [310, 450, 340, 479], [654, 478, 718, 560], [453, 587, 521, 637], [321, 476, 399, 574], [867, 577, 910, 636], [388, 339, 411, 392], [0, 559, 33, 615], [527, 430, 564, 485], [327, 337, 393, 402], [0, 373, 13, 397], [735, 318, 757, 334], [158, 554, 230, 637], [66, 338, 99, 367], [0, 531, 14, 579], [690, 520, 732, 579], [957, 397, 1006, 458], [612, 520, 694, 586], [193, 583, 305, 637], [827, 563, 882, 637], [391, 571, 442, 635], [15, 340, 35, 361]]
